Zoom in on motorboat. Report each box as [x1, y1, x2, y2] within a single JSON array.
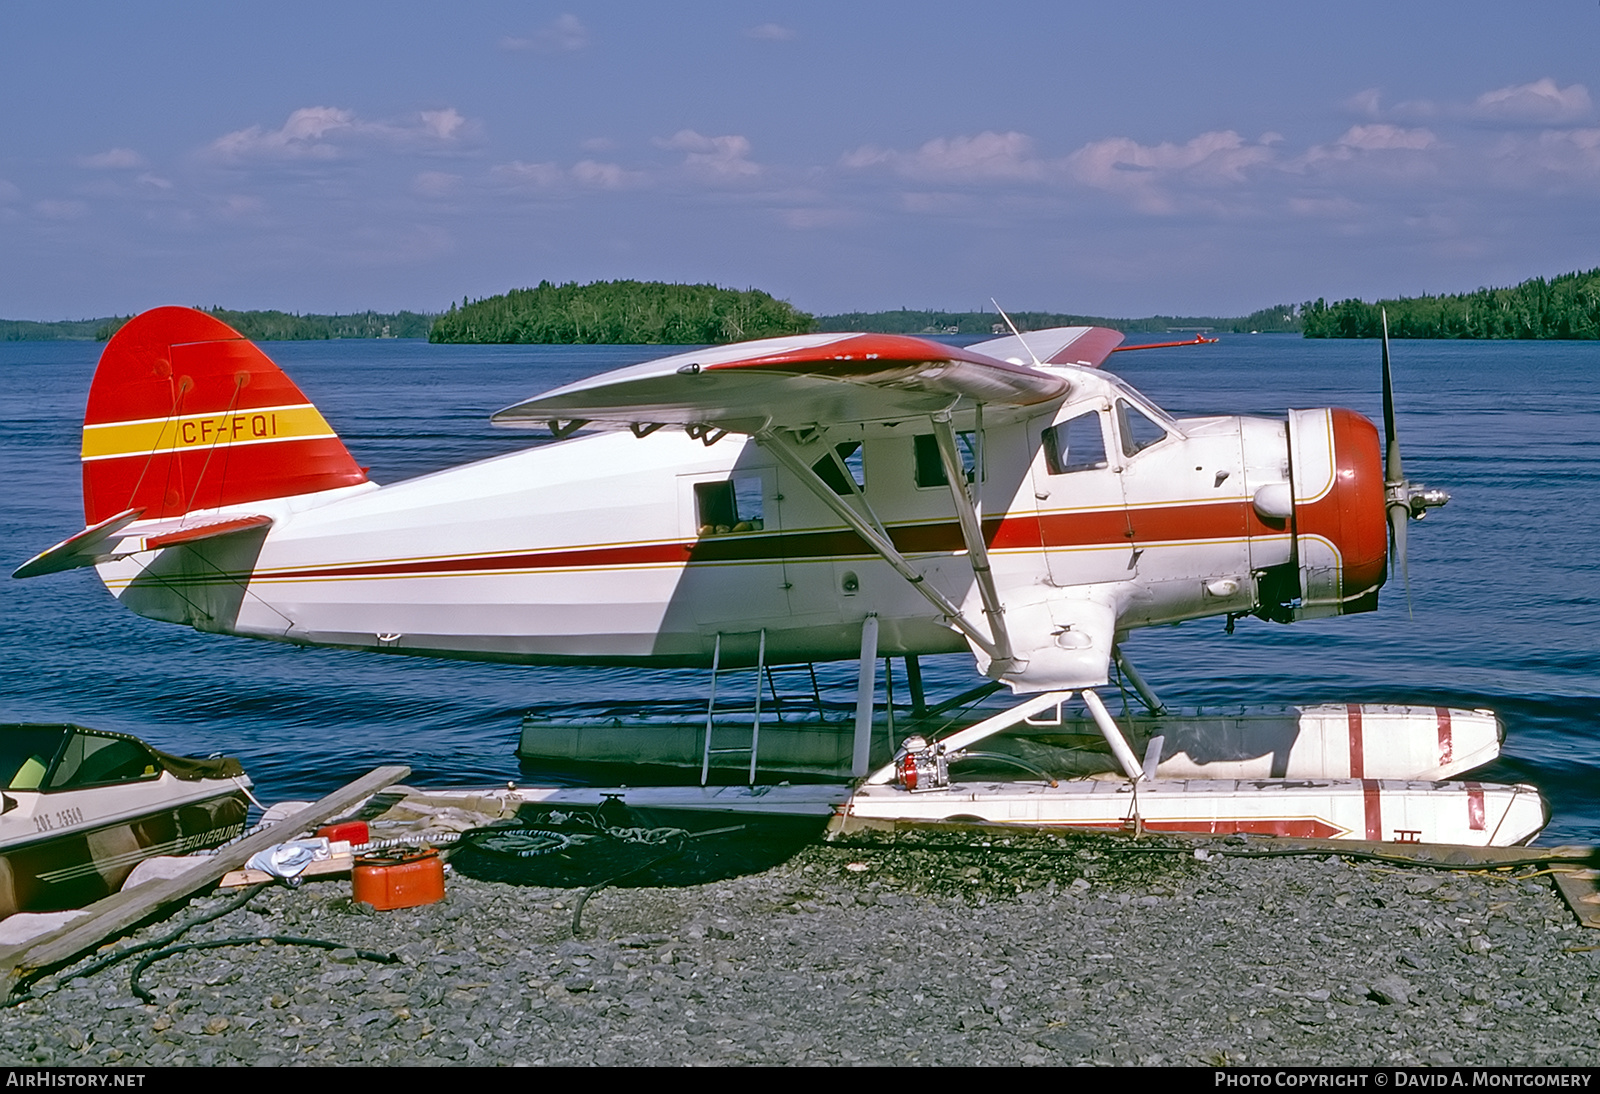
[[1, 723, 252, 917]]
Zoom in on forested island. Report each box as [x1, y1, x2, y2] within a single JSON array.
[[428, 281, 815, 344], [1302, 268, 1600, 339]]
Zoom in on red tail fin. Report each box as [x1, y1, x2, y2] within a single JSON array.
[[81, 307, 368, 525]]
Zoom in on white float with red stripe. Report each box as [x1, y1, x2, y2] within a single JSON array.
[[1140, 703, 1503, 782], [845, 778, 1545, 847]]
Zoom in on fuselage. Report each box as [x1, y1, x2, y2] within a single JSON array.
[[93, 363, 1385, 674]]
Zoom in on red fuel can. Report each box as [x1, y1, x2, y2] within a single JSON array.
[[352, 848, 445, 910], [316, 821, 370, 846]]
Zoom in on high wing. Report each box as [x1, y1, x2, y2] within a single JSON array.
[[966, 326, 1125, 368], [491, 332, 1072, 434]]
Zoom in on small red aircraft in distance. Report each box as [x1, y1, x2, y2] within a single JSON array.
[[20, 307, 1542, 846]]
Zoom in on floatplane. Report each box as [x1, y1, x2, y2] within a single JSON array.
[[15, 307, 1547, 846]]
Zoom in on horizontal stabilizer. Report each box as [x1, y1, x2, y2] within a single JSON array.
[[492, 332, 1069, 434], [12, 508, 145, 579], [14, 511, 275, 580], [141, 513, 274, 550]]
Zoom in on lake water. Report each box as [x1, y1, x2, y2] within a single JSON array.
[[3, 333, 1596, 840]]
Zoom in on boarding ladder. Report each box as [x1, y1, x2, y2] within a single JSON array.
[[700, 631, 767, 786]]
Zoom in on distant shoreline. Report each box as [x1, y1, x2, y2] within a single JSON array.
[[6, 262, 1596, 342]]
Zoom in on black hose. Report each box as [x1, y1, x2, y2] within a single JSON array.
[[5, 882, 268, 1007]]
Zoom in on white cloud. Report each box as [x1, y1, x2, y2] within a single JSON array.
[[204, 106, 471, 164], [492, 160, 566, 187], [413, 171, 463, 197], [0, 179, 21, 203], [1482, 127, 1600, 189], [78, 148, 146, 170], [1346, 89, 1383, 119], [843, 131, 1043, 182], [658, 130, 761, 178], [1472, 79, 1592, 125], [1066, 130, 1275, 213], [419, 109, 467, 141], [572, 160, 642, 189], [136, 172, 173, 190], [1334, 125, 1438, 152], [746, 23, 797, 41], [500, 15, 589, 53], [491, 158, 644, 191]]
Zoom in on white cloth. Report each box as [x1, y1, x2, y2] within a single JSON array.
[[245, 837, 332, 879]]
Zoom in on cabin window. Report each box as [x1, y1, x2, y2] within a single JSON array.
[[46, 731, 159, 790], [1042, 410, 1109, 474], [1116, 398, 1168, 458], [695, 477, 765, 535], [913, 432, 978, 489], [811, 441, 865, 495]]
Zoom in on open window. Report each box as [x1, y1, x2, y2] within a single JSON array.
[[1114, 398, 1168, 458], [913, 432, 979, 489], [810, 441, 865, 496], [1042, 410, 1109, 474], [694, 477, 765, 535]]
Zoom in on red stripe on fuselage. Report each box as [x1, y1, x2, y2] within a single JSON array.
[[1362, 778, 1382, 841], [254, 498, 1270, 582]]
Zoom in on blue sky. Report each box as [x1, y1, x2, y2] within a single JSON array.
[[3, 1, 1597, 319]]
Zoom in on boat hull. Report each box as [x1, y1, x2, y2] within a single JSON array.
[[0, 789, 248, 917]]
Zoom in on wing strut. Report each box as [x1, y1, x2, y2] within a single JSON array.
[[930, 411, 1015, 672], [758, 430, 1004, 663]]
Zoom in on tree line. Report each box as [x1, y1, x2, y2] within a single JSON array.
[[7, 268, 1598, 344], [816, 304, 1302, 336], [90, 309, 435, 342], [428, 281, 815, 344], [1301, 268, 1600, 339]]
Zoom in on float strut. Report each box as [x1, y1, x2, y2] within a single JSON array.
[[1082, 688, 1146, 781], [852, 615, 879, 778], [1113, 645, 1168, 716]]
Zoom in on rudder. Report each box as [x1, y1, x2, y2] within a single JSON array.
[[81, 307, 368, 525]]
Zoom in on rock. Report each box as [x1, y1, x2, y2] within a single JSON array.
[[1369, 976, 1414, 1007]]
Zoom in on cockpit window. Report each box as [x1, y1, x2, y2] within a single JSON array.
[[1115, 398, 1168, 458], [1042, 410, 1108, 474]]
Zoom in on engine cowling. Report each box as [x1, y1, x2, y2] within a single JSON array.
[[1285, 407, 1387, 618]]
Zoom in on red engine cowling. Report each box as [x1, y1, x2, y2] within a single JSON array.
[[1286, 407, 1387, 617]]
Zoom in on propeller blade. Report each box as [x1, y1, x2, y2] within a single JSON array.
[[1381, 308, 1403, 487], [1388, 498, 1413, 618]]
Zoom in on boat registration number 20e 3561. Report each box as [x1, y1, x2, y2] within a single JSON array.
[[33, 806, 86, 833]]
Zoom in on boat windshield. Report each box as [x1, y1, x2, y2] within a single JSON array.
[[46, 729, 161, 790], [1, 726, 70, 791]]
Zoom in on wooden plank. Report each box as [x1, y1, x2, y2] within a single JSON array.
[[0, 764, 410, 982], [219, 853, 355, 889], [1552, 867, 1600, 930]]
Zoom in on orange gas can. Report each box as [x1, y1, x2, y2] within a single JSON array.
[[352, 848, 445, 910]]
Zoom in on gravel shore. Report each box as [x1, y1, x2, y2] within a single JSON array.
[[2, 828, 1597, 1067]]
